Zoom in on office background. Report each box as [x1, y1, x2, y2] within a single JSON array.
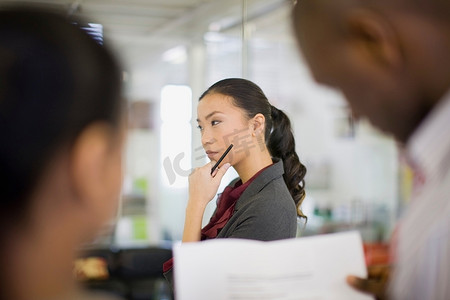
[[1, 0, 405, 247]]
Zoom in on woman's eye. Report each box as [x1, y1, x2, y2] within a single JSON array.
[[197, 125, 203, 131], [211, 120, 221, 126]]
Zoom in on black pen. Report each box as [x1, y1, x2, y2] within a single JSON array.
[[210, 144, 233, 175]]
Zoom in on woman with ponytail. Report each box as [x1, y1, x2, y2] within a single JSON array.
[[164, 78, 307, 286]]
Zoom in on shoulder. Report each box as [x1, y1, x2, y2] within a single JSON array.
[[250, 176, 294, 207], [238, 178, 297, 220], [223, 189, 297, 240]]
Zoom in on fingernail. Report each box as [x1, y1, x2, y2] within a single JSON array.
[[346, 276, 356, 284]]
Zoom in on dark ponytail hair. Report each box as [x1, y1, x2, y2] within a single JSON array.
[[268, 105, 307, 219], [200, 78, 307, 219]]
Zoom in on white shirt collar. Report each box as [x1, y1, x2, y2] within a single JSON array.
[[407, 90, 450, 181]]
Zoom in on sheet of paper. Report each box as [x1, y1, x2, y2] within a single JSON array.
[[174, 231, 373, 300]]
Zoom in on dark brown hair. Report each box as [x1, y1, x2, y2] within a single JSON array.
[[0, 7, 123, 231], [200, 78, 307, 219]]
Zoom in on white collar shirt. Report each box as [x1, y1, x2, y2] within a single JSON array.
[[390, 91, 450, 300]]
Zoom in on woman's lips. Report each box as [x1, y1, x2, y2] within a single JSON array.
[[206, 151, 218, 159]]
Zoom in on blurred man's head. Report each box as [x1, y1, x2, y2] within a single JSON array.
[[293, 0, 450, 143]]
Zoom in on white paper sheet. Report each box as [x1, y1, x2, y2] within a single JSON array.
[[174, 231, 374, 300]]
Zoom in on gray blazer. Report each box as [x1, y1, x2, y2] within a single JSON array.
[[164, 159, 297, 290], [216, 158, 298, 240]]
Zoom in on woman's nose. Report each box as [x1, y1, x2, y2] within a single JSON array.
[[201, 129, 215, 146]]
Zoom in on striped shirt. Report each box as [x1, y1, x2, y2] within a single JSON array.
[[390, 91, 450, 299]]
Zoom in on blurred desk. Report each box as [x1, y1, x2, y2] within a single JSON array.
[[76, 246, 173, 300]]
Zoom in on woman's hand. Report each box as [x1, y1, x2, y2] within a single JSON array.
[[347, 265, 391, 300], [188, 161, 231, 209], [182, 161, 231, 242]]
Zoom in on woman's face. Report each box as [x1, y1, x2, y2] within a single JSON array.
[[197, 93, 254, 167]]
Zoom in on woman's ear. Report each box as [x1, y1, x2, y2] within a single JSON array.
[[251, 113, 266, 136], [345, 8, 403, 70]]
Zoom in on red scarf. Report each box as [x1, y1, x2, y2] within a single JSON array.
[[163, 165, 272, 273]]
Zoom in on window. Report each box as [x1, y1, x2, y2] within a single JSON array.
[[160, 85, 193, 188]]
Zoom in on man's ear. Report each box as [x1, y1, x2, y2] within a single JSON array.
[[69, 122, 115, 205], [251, 113, 266, 136], [345, 9, 403, 70]]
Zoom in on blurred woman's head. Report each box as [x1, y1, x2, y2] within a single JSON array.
[[198, 78, 307, 219], [0, 6, 124, 300]]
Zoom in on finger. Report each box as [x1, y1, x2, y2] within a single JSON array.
[[211, 166, 219, 177], [367, 265, 391, 279], [212, 163, 230, 179], [346, 275, 385, 295], [208, 160, 218, 175]]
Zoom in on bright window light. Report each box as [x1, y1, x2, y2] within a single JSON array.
[[160, 85, 192, 188], [160, 85, 192, 122]]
